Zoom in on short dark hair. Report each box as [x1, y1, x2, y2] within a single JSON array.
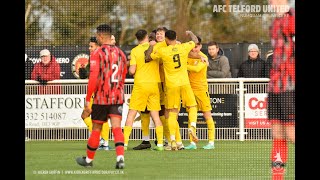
[[96, 24, 112, 34], [152, 29, 157, 34], [156, 26, 168, 32], [89, 37, 98, 44], [207, 41, 219, 48], [165, 30, 176, 41], [149, 31, 156, 41], [135, 29, 148, 41], [196, 36, 202, 45]]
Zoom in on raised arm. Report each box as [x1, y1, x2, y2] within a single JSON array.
[[186, 30, 199, 44]]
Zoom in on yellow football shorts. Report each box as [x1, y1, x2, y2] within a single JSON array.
[[165, 84, 197, 109], [129, 83, 161, 111]]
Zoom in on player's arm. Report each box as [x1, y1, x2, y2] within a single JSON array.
[[187, 61, 207, 73], [150, 47, 161, 62], [129, 49, 137, 75], [144, 40, 157, 62], [186, 30, 199, 44], [188, 51, 201, 59], [86, 51, 99, 105], [199, 52, 209, 66], [129, 65, 136, 76]]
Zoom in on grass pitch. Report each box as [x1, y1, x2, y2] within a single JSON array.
[[25, 140, 295, 180]]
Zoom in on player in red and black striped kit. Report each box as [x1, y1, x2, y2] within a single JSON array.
[[76, 24, 127, 169], [268, 0, 295, 179]]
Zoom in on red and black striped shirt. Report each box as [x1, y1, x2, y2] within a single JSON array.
[[86, 44, 127, 105], [269, 8, 295, 93]]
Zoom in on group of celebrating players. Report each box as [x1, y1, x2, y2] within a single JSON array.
[[76, 24, 216, 169]]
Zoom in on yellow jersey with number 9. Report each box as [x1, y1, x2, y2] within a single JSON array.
[[152, 41, 195, 87]]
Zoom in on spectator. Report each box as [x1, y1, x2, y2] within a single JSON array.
[[207, 41, 232, 78], [237, 44, 267, 78], [265, 50, 273, 78], [31, 49, 61, 94]]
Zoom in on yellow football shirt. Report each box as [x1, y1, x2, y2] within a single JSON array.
[[130, 42, 160, 83], [151, 41, 167, 83], [187, 51, 209, 91], [153, 41, 195, 87]]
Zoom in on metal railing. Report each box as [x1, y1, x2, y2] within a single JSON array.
[[25, 78, 271, 141]]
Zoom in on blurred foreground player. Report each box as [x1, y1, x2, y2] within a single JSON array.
[[268, 0, 295, 179]]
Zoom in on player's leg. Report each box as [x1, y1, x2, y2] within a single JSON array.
[[109, 105, 125, 169], [98, 122, 112, 150], [132, 110, 152, 150], [284, 91, 295, 144], [163, 107, 173, 150], [182, 85, 198, 143], [185, 117, 197, 150], [159, 83, 170, 146], [147, 86, 163, 151], [124, 85, 147, 150], [269, 92, 287, 179], [175, 105, 184, 150], [81, 96, 94, 134], [272, 91, 295, 180], [165, 86, 180, 151], [196, 90, 215, 150], [123, 109, 138, 150], [150, 110, 164, 151], [76, 104, 105, 167], [203, 111, 215, 149], [82, 116, 93, 133]]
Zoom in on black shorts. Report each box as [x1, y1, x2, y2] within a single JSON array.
[[267, 91, 295, 122], [91, 104, 123, 123]]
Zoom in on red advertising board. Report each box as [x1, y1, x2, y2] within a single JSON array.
[[244, 93, 271, 128]]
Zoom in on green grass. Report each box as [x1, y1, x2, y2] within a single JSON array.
[[25, 140, 295, 180]]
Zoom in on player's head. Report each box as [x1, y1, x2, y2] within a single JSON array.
[[156, 26, 168, 42], [164, 30, 177, 45], [135, 29, 148, 42], [192, 36, 202, 53], [111, 35, 116, 45], [89, 36, 99, 53], [207, 41, 220, 58], [148, 29, 156, 42], [96, 24, 112, 45]]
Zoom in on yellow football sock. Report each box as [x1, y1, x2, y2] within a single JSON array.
[[206, 117, 215, 143], [175, 120, 182, 143], [168, 112, 178, 141], [141, 113, 151, 138], [123, 126, 132, 146], [155, 126, 164, 146], [160, 115, 170, 142], [188, 107, 198, 126], [187, 123, 193, 143], [100, 122, 110, 143], [83, 117, 92, 132]]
